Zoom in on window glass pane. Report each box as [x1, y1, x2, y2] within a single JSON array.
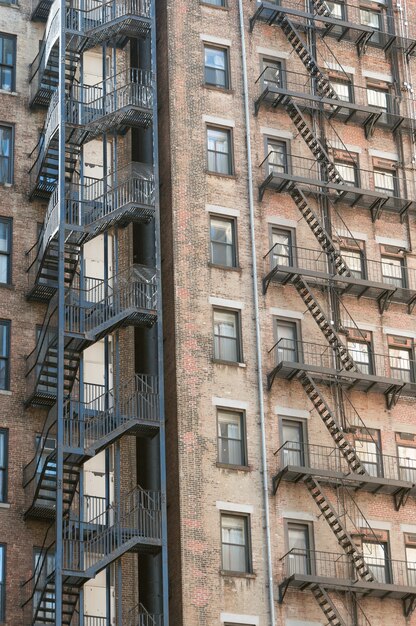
[[389, 347, 411, 381], [214, 309, 239, 361], [0, 222, 10, 255], [288, 524, 310, 575], [335, 161, 357, 185], [382, 256, 404, 287], [355, 439, 379, 476], [398, 445, 416, 481], [0, 127, 11, 183], [207, 128, 231, 175], [221, 515, 248, 572], [205, 47, 227, 88], [331, 81, 351, 101], [210, 217, 235, 267], [360, 9, 381, 29], [347, 340, 370, 373], [0, 324, 8, 358], [368, 88, 388, 109], [341, 249, 363, 278], [271, 229, 291, 266], [326, 1, 344, 18], [218, 411, 244, 465], [262, 60, 281, 88], [0, 432, 5, 468], [267, 141, 287, 174], [282, 420, 304, 465], [374, 170, 395, 192], [276, 321, 297, 362], [203, 0, 225, 6], [363, 542, 388, 583], [1, 38, 14, 65]]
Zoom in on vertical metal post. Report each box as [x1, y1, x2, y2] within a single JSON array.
[[150, 1, 169, 622], [55, 0, 67, 619]]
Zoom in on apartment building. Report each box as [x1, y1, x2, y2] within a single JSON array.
[[0, 0, 168, 622], [158, 0, 416, 625]]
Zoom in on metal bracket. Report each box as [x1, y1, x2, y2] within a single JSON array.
[[278, 578, 291, 604], [385, 384, 404, 410], [377, 289, 395, 314], [403, 595, 416, 617], [394, 487, 410, 512]]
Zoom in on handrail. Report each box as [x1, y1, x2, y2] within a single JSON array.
[[21, 523, 55, 607]]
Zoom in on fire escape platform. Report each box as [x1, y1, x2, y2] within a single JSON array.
[[279, 572, 416, 602], [260, 171, 415, 219]]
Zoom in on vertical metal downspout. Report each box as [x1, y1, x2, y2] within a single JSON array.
[[236, 2, 276, 625], [55, 0, 66, 619]]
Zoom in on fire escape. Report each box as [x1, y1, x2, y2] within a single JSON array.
[[21, 0, 166, 624], [252, 0, 416, 623]]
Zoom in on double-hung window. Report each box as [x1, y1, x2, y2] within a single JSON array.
[[330, 79, 352, 102], [347, 337, 372, 374], [0, 321, 10, 390], [381, 255, 405, 288], [276, 320, 298, 363], [213, 308, 242, 362], [0, 35, 15, 92], [210, 216, 237, 268], [367, 86, 389, 111], [406, 542, 416, 587], [334, 158, 358, 186], [207, 126, 233, 175], [267, 139, 288, 176], [261, 58, 282, 89], [287, 522, 313, 575], [397, 444, 416, 483], [221, 514, 251, 573], [325, 1, 344, 19], [354, 436, 381, 477], [271, 228, 292, 268], [0, 218, 11, 284], [0, 126, 12, 185], [374, 168, 397, 195], [362, 541, 390, 583], [340, 247, 364, 279], [281, 419, 306, 467], [217, 410, 246, 466], [204, 46, 229, 89], [389, 337, 413, 382]]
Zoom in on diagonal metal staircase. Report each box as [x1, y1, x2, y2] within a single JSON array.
[[310, 583, 347, 626]]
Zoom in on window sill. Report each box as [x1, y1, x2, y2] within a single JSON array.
[[0, 283, 13, 290], [0, 503, 10, 509], [0, 90, 17, 96], [216, 463, 251, 472], [208, 262, 242, 273], [220, 570, 256, 579], [203, 84, 234, 95], [0, 2, 19, 7], [205, 170, 237, 180], [213, 359, 246, 368], [0, 390, 11, 396], [200, 2, 229, 10], [0, 183, 12, 188]]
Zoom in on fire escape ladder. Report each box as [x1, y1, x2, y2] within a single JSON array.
[[310, 583, 347, 626], [279, 95, 343, 186], [275, 13, 338, 100], [288, 184, 351, 276], [304, 476, 375, 582], [291, 275, 357, 371], [297, 373, 367, 475]]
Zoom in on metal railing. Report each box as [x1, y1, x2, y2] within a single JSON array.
[[275, 441, 415, 484], [268, 338, 416, 386], [280, 548, 416, 588], [260, 152, 416, 203], [62, 487, 161, 573], [263, 244, 416, 292], [126, 603, 163, 626], [256, 67, 402, 120]]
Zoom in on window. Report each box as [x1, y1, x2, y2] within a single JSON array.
[[287, 522, 313, 575], [0, 126, 12, 185], [330, 79, 352, 102], [340, 247, 364, 279], [281, 419, 306, 467], [217, 410, 246, 466], [389, 337, 413, 383], [367, 86, 389, 111], [406, 541, 416, 586], [334, 159, 359, 186], [276, 319, 298, 363], [0, 545, 4, 622], [207, 126, 233, 175], [354, 436, 381, 477], [374, 168, 397, 195], [204, 46, 229, 89], [271, 228, 293, 268], [347, 337, 372, 374], [397, 445, 416, 482], [34, 547, 55, 620], [201, 0, 226, 7], [213, 308, 242, 362], [0, 219, 11, 284], [360, 8, 381, 30], [0, 35, 15, 92], [325, 1, 345, 19], [266, 139, 288, 175], [221, 514, 251, 573], [210, 216, 237, 268], [381, 255, 406, 288], [261, 58, 282, 89], [362, 541, 390, 583], [0, 430, 7, 503], [0, 321, 10, 390]]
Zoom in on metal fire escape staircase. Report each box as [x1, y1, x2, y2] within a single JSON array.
[[22, 486, 162, 626]]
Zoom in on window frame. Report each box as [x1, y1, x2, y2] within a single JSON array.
[[373, 166, 399, 196], [346, 333, 374, 375], [209, 214, 238, 269], [0, 217, 11, 285], [339, 239, 366, 280], [362, 539, 391, 584], [397, 439, 416, 483], [274, 317, 301, 364], [334, 157, 360, 187], [0, 544, 5, 622], [203, 44, 230, 90], [220, 512, 252, 575], [285, 519, 316, 576], [200, 0, 227, 9], [330, 77, 354, 103], [326, 0, 346, 20], [0, 124, 13, 186], [279, 416, 308, 468], [0, 34, 16, 93], [381, 253, 407, 289], [206, 125, 234, 176], [217, 408, 248, 468], [264, 136, 290, 177], [260, 56, 284, 90], [269, 225, 296, 269], [0, 429, 8, 504], [0, 320, 10, 391], [213, 307, 243, 364]]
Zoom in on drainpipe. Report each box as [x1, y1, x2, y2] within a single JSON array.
[[237, 2, 276, 625]]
